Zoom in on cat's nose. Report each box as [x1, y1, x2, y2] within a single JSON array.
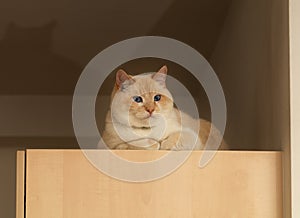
[[146, 108, 154, 115]]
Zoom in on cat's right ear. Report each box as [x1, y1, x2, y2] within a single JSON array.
[[152, 65, 168, 87], [116, 69, 135, 90]]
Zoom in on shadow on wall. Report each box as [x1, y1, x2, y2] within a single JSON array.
[[148, 0, 232, 59], [0, 21, 82, 95]]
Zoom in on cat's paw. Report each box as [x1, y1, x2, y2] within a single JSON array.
[[160, 139, 177, 150], [129, 139, 160, 150], [146, 141, 160, 150], [171, 143, 195, 151], [115, 144, 129, 149], [171, 139, 202, 150]]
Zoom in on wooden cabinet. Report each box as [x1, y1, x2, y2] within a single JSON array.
[[17, 150, 283, 218]]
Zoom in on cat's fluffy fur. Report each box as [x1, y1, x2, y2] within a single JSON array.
[[101, 66, 228, 150]]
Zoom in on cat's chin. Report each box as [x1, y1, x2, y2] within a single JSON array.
[[142, 114, 152, 119], [128, 116, 157, 128], [135, 113, 153, 120], [138, 114, 161, 121]]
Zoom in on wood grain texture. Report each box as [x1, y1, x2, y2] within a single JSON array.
[[16, 151, 25, 218], [24, 150, 283, 218]]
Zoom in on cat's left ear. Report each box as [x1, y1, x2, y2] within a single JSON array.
[[116, 69, 135, 90], [152, 65, 168, 87]]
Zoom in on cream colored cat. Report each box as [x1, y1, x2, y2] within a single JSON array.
[[101, 66, 228, 150]]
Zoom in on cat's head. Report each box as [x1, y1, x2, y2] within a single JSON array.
[[111, 65, 174, 128]]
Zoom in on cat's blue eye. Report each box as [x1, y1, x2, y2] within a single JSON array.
[[133, 96, 143, 103], [154, 94, 161, 102]]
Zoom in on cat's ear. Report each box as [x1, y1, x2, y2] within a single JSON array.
[[152, 65, 168, 87], [116, 69, 135, 90]]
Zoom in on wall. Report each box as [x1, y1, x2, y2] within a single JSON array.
[[210, 0, 289, 150]]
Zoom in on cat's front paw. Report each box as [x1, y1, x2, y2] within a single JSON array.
[[115, 144, 129, 149], [146, 141, 160, 150], [160, 139, 177, 150]]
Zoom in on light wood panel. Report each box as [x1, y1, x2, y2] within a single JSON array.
[[290, 0, 300, 217], [24, 150, 283, 218], [16, 151, 25, 218]]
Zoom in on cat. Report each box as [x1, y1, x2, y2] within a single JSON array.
[[101, 65, 228, 150]]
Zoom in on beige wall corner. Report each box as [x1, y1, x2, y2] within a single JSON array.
[[290, 0, 300, 217]]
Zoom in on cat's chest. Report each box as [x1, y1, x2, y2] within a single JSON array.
[[132, 128, 152, 137], [134, 120, 181, 140]]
